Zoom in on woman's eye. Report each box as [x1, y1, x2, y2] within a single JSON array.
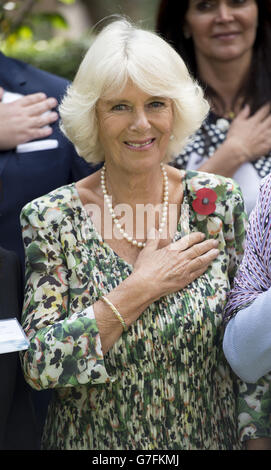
[[111, 104, 128, 111], [195, 0, 248, 11], [148, 101, 165, 109], [231, 0, 248, 5], [195, 1, 214, 12]]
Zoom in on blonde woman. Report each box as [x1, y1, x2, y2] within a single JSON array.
[[20, 19, 246, 450]]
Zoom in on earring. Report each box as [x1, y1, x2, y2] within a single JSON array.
[[170, 134, 174, 141]]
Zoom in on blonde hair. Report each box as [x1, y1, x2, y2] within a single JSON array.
[[59, 18, 209, 163]]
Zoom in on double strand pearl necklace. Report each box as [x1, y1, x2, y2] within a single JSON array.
[[100, 163, 169, 248]]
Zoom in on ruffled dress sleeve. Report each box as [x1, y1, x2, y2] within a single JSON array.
[[20, 190, 113, 390]]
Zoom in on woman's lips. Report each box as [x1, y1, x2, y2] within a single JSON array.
[[124, 138, 155, 150], [212, 32, 240, 40]]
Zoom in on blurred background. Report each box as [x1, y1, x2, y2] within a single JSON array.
[[0, 0, 161, 80]]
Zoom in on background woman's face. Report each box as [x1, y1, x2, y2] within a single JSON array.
[[184, 0, 258, 64]]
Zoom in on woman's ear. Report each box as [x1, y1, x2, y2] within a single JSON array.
[[183, 23, 191, 39]]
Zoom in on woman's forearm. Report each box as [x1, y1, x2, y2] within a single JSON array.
[[198, 140, 246, 177], [94, 271, 157, 354], [22, 270, 157, 389], [200, 104, 271, 177], [223, 288, 271, 383]]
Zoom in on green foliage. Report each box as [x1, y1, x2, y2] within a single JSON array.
[[0, 1, 75, 44], [0, 0, 160, 80], [58, 0, 75, 4], [0, 0, 90, 80], [2, 35, 93, 81], [30, 12, 69, 31]]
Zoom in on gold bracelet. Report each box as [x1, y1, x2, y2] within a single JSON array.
[[101, 295, 128, 332]]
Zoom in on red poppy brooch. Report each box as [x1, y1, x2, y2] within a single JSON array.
[[192, 188, 217, 215]]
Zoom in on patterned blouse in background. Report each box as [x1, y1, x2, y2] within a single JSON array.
[[173, 112, 271, 215], [20, 170, 246, 450], [224, 173, 271, 443]]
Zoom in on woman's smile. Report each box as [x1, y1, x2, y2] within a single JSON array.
[[211, 30, 240, 39], [124, 137, 156, 151]]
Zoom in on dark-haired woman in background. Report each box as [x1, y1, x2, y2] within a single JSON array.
[[156, 0, 271, 215]]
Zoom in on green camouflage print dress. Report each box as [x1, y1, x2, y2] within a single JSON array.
[[20, 170, 246, 450]]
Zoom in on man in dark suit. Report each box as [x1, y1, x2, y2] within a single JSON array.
[[0, 52, 99, 448], [0, 246, 38, 449], [0, 51, 98, 269]]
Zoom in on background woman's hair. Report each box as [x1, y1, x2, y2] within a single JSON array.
[[59, 18, 209, 164], [156, 0, 271, 114]]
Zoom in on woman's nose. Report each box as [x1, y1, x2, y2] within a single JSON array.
[[130, 109, 151, 132], [215, 4, 234, 23]]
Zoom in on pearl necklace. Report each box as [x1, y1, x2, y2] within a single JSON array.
[[101, 163, 169, 248]]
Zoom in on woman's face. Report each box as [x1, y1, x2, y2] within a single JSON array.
[[184, 0, 258, 64], [96, 79, 174, 173]]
